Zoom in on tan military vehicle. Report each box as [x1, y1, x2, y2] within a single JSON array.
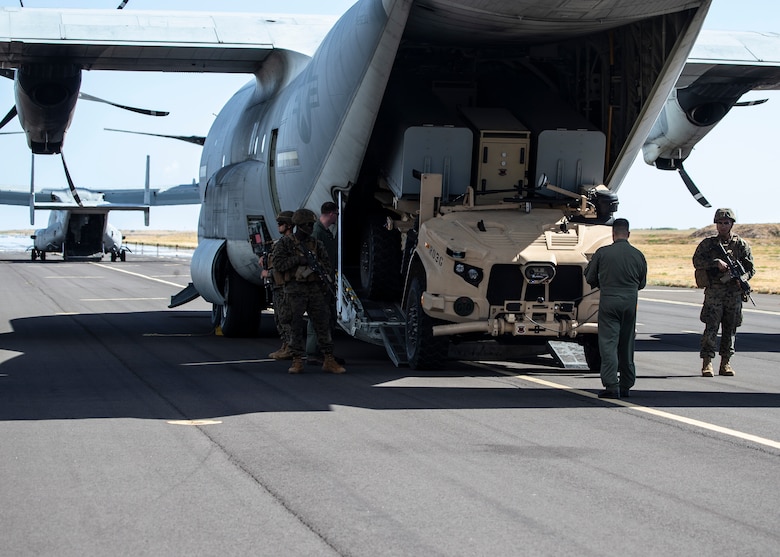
[[340, 107, 615, 370]]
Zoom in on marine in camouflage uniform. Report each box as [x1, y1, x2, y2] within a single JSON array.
[[585, 218, 647, 399], [265, 211, 295, 360], [306, 201, 340, 359], [692, 208, 755, 377], [271, 208, 345, 374]]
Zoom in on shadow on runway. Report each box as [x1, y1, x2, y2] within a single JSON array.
[[1, 310, 779, 421], [636, 332, 780, 353]]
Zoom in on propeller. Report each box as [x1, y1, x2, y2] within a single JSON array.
[[29, 152, 34, 225], [734, 98, 768, 107], [78, 92, 169, 117], [677, 160, 711, 208], [60, 153, 84, 207], [0, 105, 17, 131], [104, 127, 206, 146]]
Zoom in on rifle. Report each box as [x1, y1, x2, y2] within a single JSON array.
[[297, 240, 336, 297], [719, 242, 755, 306], [248, 221, 275, 302]]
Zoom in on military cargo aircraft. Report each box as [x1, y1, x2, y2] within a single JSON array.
[[0, 1, 778, 367], [0, 165, 201, 261]]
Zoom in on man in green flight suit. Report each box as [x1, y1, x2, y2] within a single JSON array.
[[692, 208, 755, 377], [585, 218, 647, 399]]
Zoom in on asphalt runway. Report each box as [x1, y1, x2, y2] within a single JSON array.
[[1, 251, 779, 556]]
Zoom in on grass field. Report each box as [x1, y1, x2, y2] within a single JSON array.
[[630, 226, 779, 294], [4, 224, 776, 294]]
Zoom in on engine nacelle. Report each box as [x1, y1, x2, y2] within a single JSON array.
[[642, 89, 726, 167]]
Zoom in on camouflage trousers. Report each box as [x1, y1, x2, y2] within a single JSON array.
[[700, 286, 743, 358], [285, 280, 334, 357], [272, 285, 291, 343]]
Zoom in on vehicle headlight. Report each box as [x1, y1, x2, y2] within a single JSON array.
[[524, 264, 556, 284], [453, 262, 484, 286]]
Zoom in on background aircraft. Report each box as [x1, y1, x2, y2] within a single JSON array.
[[0, 0, 778, 367], [0, 162, 200, 260]]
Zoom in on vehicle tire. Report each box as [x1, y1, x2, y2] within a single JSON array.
[[31, 250, 37, 261], [119, 251, 126, 262], [111, 252, 117, 262], [217, 264, 261, 337], [405, 274, 449, 370], [359, 217, 402, 300], [581, 334, 601, 372], [40, 251, 46, 261]]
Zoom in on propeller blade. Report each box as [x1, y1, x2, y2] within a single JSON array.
[[60, 153, 83, 207], [117, 0, 130, 8], [29, 152, 34, 225], [734, 98, 768, 107], [677, 163, 711, 208], [104, 127, 206, 146], [79, 92, 169, 117], [0, 105, 18, 130]]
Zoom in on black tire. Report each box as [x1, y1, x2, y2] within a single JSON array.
[[31, 250, 37, 261], [119, 251, 126, 262], [359, 217, 402, 300], [110, 252, 117, 262], [216, 264, 261, 337], [581, 334, 601, 372], [40, 251, 46, 261], [405, 274, 449, 370]]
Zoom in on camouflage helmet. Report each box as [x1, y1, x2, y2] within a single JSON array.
[[292, 208, 317, 226], [276, 210, 294, 225], [713, 208, 736, 223]]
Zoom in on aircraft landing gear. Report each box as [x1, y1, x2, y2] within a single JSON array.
[[211, 264, 262, 337]]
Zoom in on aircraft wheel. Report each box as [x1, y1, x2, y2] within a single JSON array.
[[216, 264, 261, 337], [40, 251, 46, 261], [120, 251, 126, 262], [359, 217, 402, 300], [31, 250, 37, 261], [404, 274, 448, 370], [581, 334, 601, 372], [111, 252, 117, 262]]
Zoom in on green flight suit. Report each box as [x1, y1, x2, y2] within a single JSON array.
[[585, 238, 647, 391]]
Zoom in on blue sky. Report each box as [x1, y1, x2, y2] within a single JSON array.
[[0, 0, 777, 231]]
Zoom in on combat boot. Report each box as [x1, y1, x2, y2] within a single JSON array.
[[701, 357, 714, 377], [322, 353, 346, 374], [719, 356, 735, 376], [269, 342, 293, 360], [288, 356, 304, 374]]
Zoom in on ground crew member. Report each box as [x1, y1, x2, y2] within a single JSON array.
[[692, 208, 755, 377], [271, 208, 345, 374], [585, 218, 647, 398], [264, 211, 295, 360]]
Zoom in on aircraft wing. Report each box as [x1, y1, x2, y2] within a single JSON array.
[[680, 30, 780, 91], [0, 8, 338, 71], [0, 184, 201, 210], [638, 30, 780, 203]]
